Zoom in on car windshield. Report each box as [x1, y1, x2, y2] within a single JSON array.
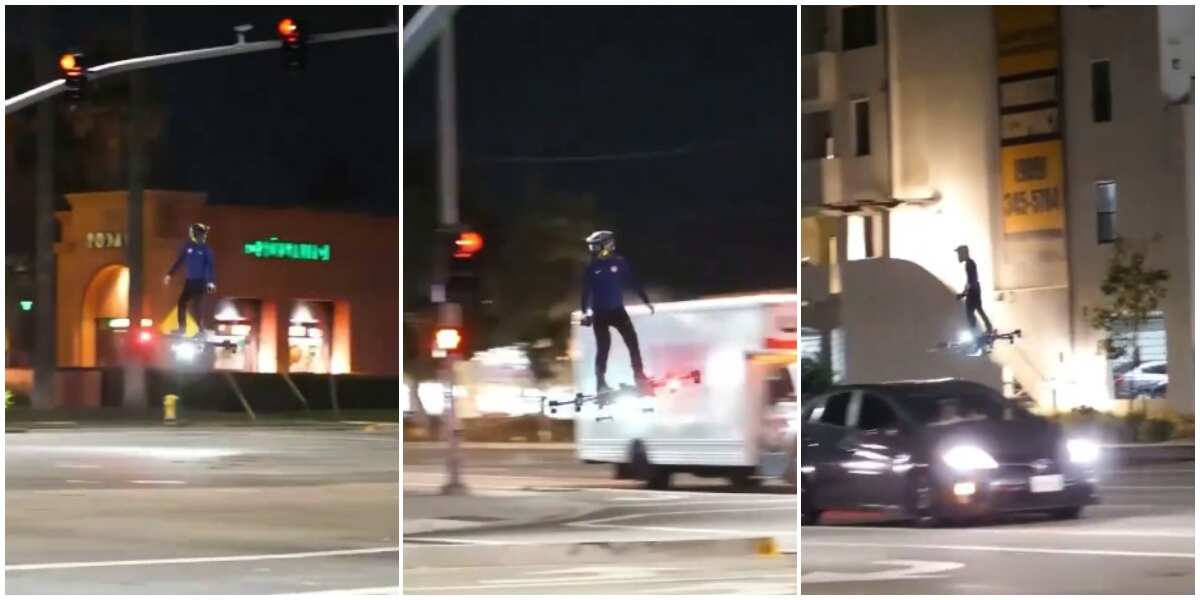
[[901, 389, 1031, 426]]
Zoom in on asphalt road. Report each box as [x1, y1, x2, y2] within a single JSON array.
[[800, 461, 1195, 594], [6, 427, 400, 595], [403, 445, 798, 594]]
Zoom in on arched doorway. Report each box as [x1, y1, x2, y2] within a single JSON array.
[[80, 264, 128, 367]]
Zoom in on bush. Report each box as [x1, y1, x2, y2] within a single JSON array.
[[1137, 418, 1176, 443], [801, 358, 834, 395]]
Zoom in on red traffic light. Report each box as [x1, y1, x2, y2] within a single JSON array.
[[59, 53, 80, 73], [454, 231, 483, 259], [277, 18, 299, 40], [435, 328, 462, 351]]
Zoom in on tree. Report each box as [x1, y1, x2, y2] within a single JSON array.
[[1083, 239, 1170, 365], [478, 185, 599, 381], [6, 13, 169, 255]]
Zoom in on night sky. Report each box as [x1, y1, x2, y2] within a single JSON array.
[[404, 6, 797, 299], [5, 6, 398, 255]]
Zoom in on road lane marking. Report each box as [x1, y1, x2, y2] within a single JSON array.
[[804, 525, 1193, 538], [404, 573, 797, 592], [1102, 485, 1194, 490], [64, 480, 97, 485], [404, 537, 532, 545], [802, 560, 963, 584], [572, 506, 795, 527], [483, 565, 691, 585], [5, 547, 400, 571], [575, 523, 789, 537], [285, 586, 400, 595], [129, 480, 188, 485], [54, 464, 101, 470], [802, 541, 1193, 559]]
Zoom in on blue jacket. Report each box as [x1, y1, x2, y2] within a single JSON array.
[[581, 255, 650, 313], [168, 241, 215, 284]]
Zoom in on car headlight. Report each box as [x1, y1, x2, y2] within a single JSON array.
[[942, 445, 999, 471], [1066, 438, 1100, 464]]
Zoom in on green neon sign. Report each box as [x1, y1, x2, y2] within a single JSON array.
[[19, 300, 32, 311], [243, 237, 330, 262]]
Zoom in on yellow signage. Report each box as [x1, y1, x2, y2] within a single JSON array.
[[996, 6, 1059, 77], [1001, 140, 1064, 234], [996, 6, 1064, 236]]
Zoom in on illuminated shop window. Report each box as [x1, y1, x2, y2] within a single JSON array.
[[289, 301, 333, 374]]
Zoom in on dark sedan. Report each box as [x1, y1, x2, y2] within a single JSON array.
[[801, 379, 1100, 526]]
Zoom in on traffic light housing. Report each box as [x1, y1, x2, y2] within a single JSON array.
[[277, 18, 307, 69], [59, 52, 86, 101], [445, 229, 483, 305]]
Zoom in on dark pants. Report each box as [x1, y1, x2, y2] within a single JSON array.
[[964, 289, 993, 333], [593, 308, 645, 385], [177, 279, 208, 333]]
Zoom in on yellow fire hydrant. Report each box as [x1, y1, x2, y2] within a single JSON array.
[[164, 394, 178, 425]]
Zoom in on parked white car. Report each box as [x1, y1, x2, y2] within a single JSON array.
[[1115, 361, 1168, 398]]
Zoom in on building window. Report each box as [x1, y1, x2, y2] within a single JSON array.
[[802, 111, 832, 160], [1096, 180, 1117, 243], [852, 99, 870, 156], [802, 6, 828, 54], [1092, 59, 1112, 122], [842, 6, 877, 51]]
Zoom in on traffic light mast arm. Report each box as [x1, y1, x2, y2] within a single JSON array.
[[5, 24, 398, 115]]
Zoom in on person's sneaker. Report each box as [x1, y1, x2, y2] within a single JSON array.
[[597, 381, 612, 395]]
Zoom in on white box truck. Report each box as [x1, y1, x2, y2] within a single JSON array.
[[569, 293, 798, 489]]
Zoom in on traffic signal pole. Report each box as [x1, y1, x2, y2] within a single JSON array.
[[31, 9, 56, 410], [125, 6, 148, 409], [436, 23, 467, 496]]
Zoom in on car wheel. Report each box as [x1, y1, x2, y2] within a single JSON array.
[[728, 469, 760, 491], [909, 469, 943, 528], [631, 441, 671, 490], [801, 476, 822, 526], [614, 463, 633, 480], [1051, 506, 1083, 520]]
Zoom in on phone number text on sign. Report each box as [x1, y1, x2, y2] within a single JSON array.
[[1001, 139, 1064, 234]]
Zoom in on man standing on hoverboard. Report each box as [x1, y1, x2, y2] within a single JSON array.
[[580, 230, 654, 395], [164, 223, 216, 338], [955, 244, 995, 349]]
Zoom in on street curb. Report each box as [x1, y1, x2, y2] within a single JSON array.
[[404, 442, 575, 451], [9, 421, 80, 430], [402, 536, 780, 569], [5, 420, 399, 431]]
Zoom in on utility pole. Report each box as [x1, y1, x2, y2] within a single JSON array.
[[124, 6, 148, 409], [32, 8, 57, 410], [437, 24, 467, 496]]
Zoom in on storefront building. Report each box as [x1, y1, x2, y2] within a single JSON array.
[[55, 190, 398, 376]]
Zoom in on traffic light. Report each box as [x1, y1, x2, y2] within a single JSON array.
[[445, 229, 483, 305], [59, 52, 86, 101], [277, 17, 307, 69], [432, 327, 464, 359], [453, 231, 483, 259]]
